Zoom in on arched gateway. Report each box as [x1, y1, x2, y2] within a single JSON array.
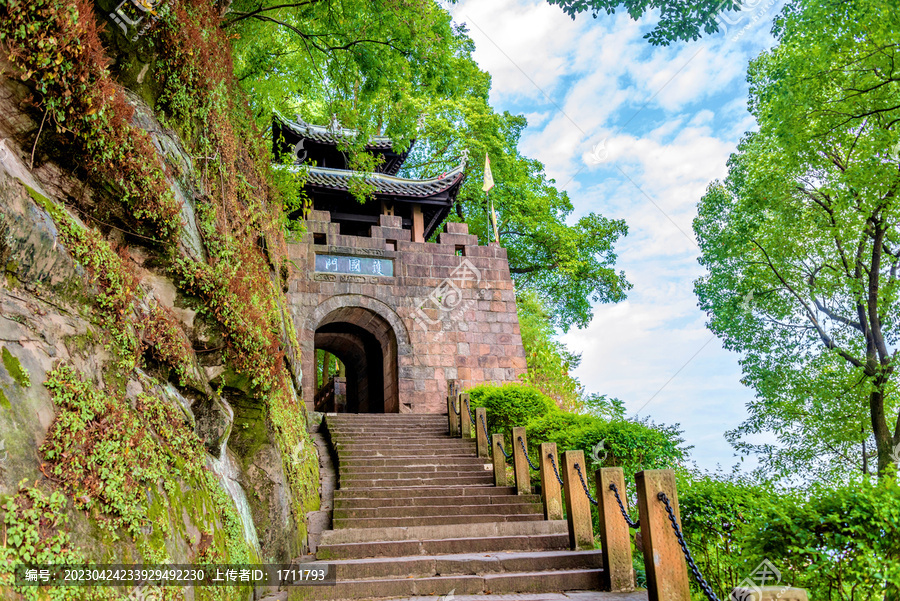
[[281, 116, 528, 413], [304, 296, 408, 413]]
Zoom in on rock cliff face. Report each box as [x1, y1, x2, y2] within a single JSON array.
[[0, 2, 319, 598]]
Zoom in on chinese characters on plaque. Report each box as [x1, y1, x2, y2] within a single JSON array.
[[315, 254, 393, 277]]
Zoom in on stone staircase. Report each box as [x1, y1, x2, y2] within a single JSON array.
[[295, 413, 646, 601]]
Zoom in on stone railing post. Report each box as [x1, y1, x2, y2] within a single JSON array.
[[511, 427, 531, 495], [561, 450, 594, 550], [635, 469, 690, 601], [597, 467, 635, 592], [475, 407, 489, 458], [491, 434, 507, 486], [459, 393, 472, 439], [447, 391, 459, 437], [539, 443, 563, 520]]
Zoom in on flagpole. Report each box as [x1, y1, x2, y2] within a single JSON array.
[[486, 189, 492, 244]]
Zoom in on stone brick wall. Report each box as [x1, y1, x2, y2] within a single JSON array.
[[288, 211, 528, 413]]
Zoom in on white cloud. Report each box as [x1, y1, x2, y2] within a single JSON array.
[[453, 0, 579, 98]]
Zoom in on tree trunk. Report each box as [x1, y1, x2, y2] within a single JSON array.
[[869, 385, 894, 476]]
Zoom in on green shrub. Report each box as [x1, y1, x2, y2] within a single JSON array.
[[676, 471, 776, 599], [528, 412, 686, 483], [744, 476, 900, 600], [676, 473, 900, 601], [525, 411, 595, 449], [467, 382, 559, 437]]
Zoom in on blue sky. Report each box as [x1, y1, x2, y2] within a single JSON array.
[[447, 0, 787, 472]]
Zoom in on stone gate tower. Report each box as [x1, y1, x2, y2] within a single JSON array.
[[278, 116, 527, 413]]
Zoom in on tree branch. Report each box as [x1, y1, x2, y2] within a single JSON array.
[[752, 239, 864, 368], [223, 0, 325, 26]]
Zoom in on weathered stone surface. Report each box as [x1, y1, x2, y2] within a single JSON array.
[[561, 450, 594, 551], [125, 90, 207, 264], [244, 442, 300, 562], [0, 153, 84, 291], [192, 389, 234, 456], [540, 442, 564, 521]]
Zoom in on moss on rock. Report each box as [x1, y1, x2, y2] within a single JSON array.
[[1, 348, 31, 389]]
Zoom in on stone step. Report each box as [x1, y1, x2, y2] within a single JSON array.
[[315, 533, 571, 560], [339, 465, 491, 476], [334, 494, 541, 509], [290, 567, 602, 599], [336, 448, 477, 457], [332, 439, 464, 446], [336, 451, 478, 460], [328, 426, 450, 433], [310, 550, 603, 581], [310, 594, 649, 601], [334, 513, 544, 529], [334, 503, 542, 519], [340, 468, 491, 480], [334, 440, 474, 448], [320, 519, 568, 546], [326, 418, 447, 426], [329, 434, 451, 440], [339, 475, 496, 489], [337, 457, 489, 468], [335, 446, 477, 455], [333, 485, 519, 499], [326, 413, 448, 419]]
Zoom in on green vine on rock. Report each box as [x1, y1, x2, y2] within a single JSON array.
[[173, 257, 281, 391], [41, 364, 202, 538], [27, 187, 142, 372], [0, 0, 182, 240], [142, 303, 198, 388], [0, 484, 90, 601]]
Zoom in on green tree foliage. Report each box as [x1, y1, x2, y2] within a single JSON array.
[[694, 0, 900, 478], [546, 0, 742, 46], [227, 0, 630, 330], [527, 411, 686, 482], [516, 290, 585, 410]]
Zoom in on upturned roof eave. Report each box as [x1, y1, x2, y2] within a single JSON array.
[[274, 111, 413, 153]]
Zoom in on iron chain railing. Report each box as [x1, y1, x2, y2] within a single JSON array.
[[517, 436, 540, 471], [548, 452, 564, 485], [454, 392, 730, 600], [659, 492, 721, 601], [609, 483, 640, 529], [573, 462, 598, 506], [496, 439, 512, 460]]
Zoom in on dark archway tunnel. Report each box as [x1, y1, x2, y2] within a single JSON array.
[[313, 306, 399, 413]]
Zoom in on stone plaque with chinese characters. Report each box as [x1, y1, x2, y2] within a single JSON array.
[[315, 254, 394, 277]]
